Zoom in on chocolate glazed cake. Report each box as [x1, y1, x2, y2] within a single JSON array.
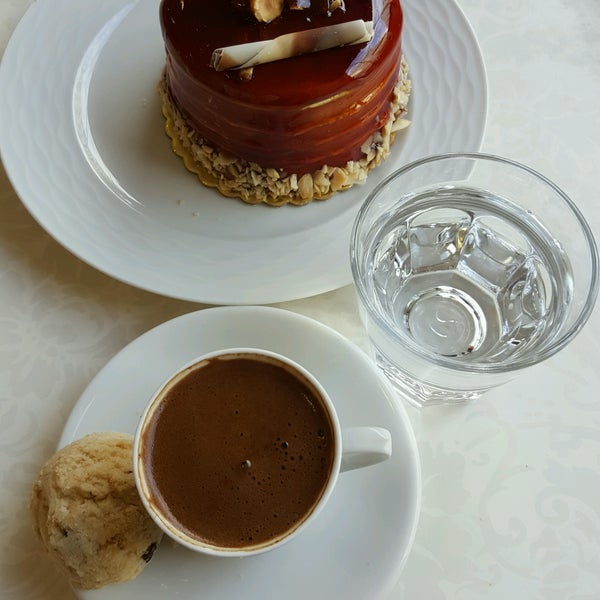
[[159, 0, 411, 205]]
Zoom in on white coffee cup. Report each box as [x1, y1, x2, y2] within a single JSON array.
[[133, 348, 392, 557]]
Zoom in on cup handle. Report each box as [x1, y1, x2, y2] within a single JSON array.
[[340, 427, 392, 472]]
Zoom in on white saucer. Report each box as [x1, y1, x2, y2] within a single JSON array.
[[0, 0, 486, 304], [60, 306, 421, 600]]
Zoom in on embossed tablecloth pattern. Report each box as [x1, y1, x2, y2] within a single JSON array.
[[1, 1, 600, 599]]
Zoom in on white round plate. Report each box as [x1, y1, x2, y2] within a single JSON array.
[[60, 306, 421, 600], [0, 0, 486, 304]]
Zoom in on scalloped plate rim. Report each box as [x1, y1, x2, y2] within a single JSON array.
[[0, 0, 487, 305]]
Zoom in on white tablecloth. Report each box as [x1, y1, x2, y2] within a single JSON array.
[[1, 1, 599, 598]]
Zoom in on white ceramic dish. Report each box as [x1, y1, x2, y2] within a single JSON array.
[[0, 0, 486, 305], [59, 306, 421, 600]]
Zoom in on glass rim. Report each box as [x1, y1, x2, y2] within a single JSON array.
[[350, 152, 600, 375]]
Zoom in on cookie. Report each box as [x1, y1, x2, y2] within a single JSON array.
[[30, 432, 163, 590]]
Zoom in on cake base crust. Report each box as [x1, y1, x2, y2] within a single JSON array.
[[160, 57, 411, 206]]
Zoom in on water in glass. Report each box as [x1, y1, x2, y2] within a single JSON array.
[[367, 187, 572, 363]]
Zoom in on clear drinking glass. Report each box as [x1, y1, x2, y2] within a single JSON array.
[[350, 153, 599, 407]]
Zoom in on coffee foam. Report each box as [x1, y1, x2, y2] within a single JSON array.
[[139, 352, 336, 551]]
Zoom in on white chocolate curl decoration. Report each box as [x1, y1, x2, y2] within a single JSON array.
[[211, 19, 374, 71]]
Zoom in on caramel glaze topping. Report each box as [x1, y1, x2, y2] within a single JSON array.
[[160, 0, 403, 175]]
